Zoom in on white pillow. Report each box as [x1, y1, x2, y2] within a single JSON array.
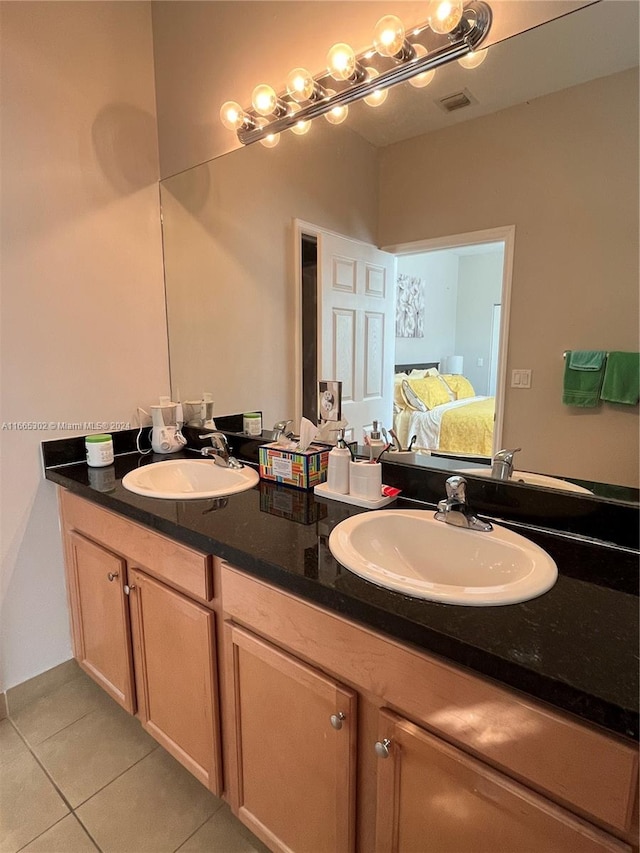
[[401, 379, 428, 412]]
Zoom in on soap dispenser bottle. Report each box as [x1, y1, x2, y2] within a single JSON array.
[[327, 429, 351, 494], [369, 421, 386, 462]]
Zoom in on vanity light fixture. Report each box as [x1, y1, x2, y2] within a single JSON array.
[[222, 0, 491, 146]]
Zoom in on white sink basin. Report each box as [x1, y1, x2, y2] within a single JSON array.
[[122, 459, 258, 500], [459, 468, 592, 494], [328, 509, 557, 606]]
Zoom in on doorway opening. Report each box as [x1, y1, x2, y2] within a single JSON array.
[[296, 223, 514, 456]]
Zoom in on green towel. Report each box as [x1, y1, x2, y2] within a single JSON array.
[[562, 351, 606, 407], [568, 350, 607, 371], [600, 351, 640, 405]]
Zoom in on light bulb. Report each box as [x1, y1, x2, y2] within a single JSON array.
[[458, 48, 488, 69], [256, 119, 280, 148], [252, 84, 278, 116], [286, 67, 316, 102], [363, 69, 388, 107], [409, 44, 436, 89], [289, 104, 311, 135], [327, 43, 357, 81], [220, 100, 247, 131], [427, 0, 463, 35], [373, 15, 406, 58], [323, 91, 348, 125]]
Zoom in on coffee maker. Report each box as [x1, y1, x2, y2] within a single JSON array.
[[150, 398, 187, 454]]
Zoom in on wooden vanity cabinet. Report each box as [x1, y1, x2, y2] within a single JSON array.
[[225, 624, 357, 853], [220, 563, 639, 853], [59, 490, 222, 795], [375, 710, 630, 853]]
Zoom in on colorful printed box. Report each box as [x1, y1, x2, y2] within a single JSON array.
[[259, 442, 330, 490]]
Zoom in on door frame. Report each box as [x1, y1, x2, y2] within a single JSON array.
[[381, 225, 515, 456]]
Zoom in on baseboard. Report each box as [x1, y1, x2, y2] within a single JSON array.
[[6, 658, 79, 715]]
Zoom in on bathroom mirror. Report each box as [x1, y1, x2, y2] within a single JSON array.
[[160, 1, 639, 503]]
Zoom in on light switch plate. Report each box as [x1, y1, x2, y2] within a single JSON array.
[[511, 369, 532, 388]]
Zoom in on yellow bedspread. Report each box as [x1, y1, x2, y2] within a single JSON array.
[[439, 397, 495, 456]]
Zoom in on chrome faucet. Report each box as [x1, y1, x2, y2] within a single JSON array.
[[200, 431, 243, 469], [491, 448, 521, 481], [434, 476, 493, 532], [272, 420, 294, 441]]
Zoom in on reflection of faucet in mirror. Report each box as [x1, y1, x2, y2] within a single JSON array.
[[435, 476, 493, 532], [272, 420, 294, 441], [492, 448, 522, 481], [201, 432, 243, 469]]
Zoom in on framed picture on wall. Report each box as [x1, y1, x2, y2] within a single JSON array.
[[396, 273, 425, 338], [318, 380, 342, 422]]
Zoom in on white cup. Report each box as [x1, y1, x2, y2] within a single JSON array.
[[349, 461, 382, 501]]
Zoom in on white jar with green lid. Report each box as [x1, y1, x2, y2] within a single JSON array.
[[85, 433, 114, 467], [243, 412, 262, 436]]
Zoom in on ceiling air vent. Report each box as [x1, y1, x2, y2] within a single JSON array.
[[437, 89, 477, 113]]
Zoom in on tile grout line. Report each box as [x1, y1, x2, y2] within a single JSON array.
[[171, 799, 226, 853], [7, 717, 105, 853], [12, 706, 98, 750], [72, 743, 160, 811], [7, 713, 159, 853]]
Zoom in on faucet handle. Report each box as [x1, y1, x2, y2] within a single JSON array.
[[493, 447, 521, 463], [445, 475, 467, 502]]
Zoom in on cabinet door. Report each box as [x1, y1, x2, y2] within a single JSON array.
[[375, 710, 631, 853], [128, 568, 221, 794], [226, 624, 357, 853], [67, 532, 135, 713]]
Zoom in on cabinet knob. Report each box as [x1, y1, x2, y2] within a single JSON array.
[[107, 572, 119, 582], [330, 712, 346, 730], [374, 738, 392, 759], [124, 584, 136, 595]]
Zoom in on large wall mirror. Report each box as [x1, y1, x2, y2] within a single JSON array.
[[160, 1, 638, 504]]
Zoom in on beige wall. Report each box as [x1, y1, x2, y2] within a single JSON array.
[[378, 69, 639, 485], [151, 0, 592, 177], [0, 2, 169, 690], [162, 120, 377, 426]]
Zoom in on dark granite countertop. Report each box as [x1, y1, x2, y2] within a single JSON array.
[[44, 451, 639, 742]]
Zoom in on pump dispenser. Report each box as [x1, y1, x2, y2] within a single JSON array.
[[369, 420, 386, 462], [327, 429, 351, 494]]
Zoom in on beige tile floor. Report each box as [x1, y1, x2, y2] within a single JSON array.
[[1, 672, 270, 853]]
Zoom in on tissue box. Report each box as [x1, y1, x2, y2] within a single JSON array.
[[259, 442, 330, 490]]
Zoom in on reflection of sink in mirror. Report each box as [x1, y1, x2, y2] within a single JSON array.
[[122, 459, 258, 500], [329, 509, 557, 606], [459, 469, 593, 495]]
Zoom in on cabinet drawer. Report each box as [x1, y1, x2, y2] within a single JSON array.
[[60, 490, 213, 602], [221, 563, 638, 837]]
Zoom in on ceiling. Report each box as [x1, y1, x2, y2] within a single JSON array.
[[346, 0, 639, 147]]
